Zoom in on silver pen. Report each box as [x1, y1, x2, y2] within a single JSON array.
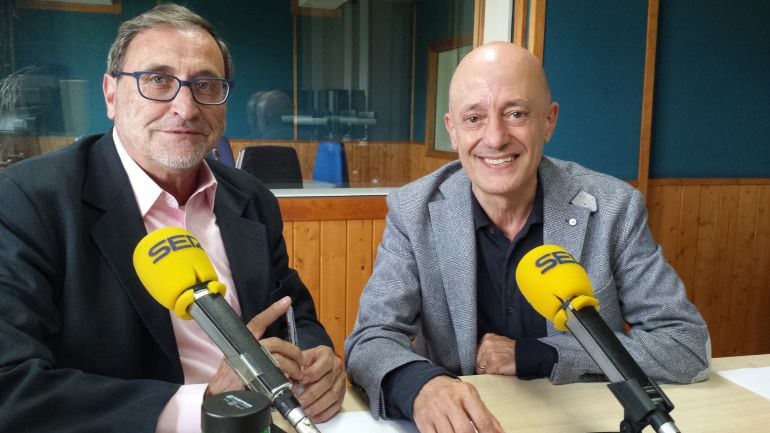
[[286, 305, 306, 397], [286, 305, 299, 347]]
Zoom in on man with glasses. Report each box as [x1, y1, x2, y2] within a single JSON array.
[[0, 4, 344, 433]]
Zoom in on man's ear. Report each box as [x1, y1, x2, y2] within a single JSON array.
[[103, 74, 117, 120], [444, 112, 458, 151], [544, 102, 559, 143]]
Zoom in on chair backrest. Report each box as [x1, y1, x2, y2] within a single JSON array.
[[312, 141, 348, 186], [236, 145, 303, 188], [207, 136, 235, 167]]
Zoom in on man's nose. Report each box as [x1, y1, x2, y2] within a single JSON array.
[[170, 85, 200, 119], [482, 115, 508, 148]]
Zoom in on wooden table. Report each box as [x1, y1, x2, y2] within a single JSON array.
[[273, 355, 770, 432]]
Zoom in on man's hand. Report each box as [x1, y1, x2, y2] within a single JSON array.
[[413, 376, 503, 433], [475, 333, 516, 376], [295, 346, 346, 422], [206, 296, 302, 396]]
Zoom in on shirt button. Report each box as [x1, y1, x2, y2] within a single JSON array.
[[568, 218, 578, 226], [488, 227, 495, 234]]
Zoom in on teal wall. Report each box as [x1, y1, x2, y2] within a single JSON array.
[[543, 1, 646, 180], [652, 0, 770, 178], [544, 0, 769, 179]]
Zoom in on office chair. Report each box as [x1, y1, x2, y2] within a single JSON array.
[[312, 141, 348, 187], [236, 145, 304, 188]]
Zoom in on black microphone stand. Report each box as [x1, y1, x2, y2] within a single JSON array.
[[565, 303, 680, 433], [607, 377, 676, 433]]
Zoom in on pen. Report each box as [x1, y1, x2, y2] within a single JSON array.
[[286, 305, 299, 347], [286, 305, 305, 395]]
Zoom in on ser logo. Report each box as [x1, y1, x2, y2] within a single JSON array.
[[535, 250, 577, 274], [147, 234, 203, 264]]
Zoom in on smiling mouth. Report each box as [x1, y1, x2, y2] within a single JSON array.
[[482, 155, 515, 166], [165, 129, 202, 135]]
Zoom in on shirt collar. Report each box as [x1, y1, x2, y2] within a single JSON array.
[[472, 177, 544, 231], [113, 129, 218, 217]]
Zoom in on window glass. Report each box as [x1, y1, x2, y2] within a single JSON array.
[[1, 0, 473, 185]]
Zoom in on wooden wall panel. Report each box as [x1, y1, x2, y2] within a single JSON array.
[[291, 221, 321, 306], [747, 187, 770, 353], [345, 221, 373, 347], [319, 221, 348, 358], [714, 186, 740, 356], [646, 181, 770, 357], [673, 186, 702, 299], [691, 186, 721, 340]]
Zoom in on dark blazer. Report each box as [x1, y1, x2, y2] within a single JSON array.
[[0, 133, 331, 433]]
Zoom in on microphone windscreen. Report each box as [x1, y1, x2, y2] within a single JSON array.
[[132, 226, 223, 319], [515, 244, 597, 330]]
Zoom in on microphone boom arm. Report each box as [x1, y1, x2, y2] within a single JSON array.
[[565, 300, 680, 433], [189, 285, 320, 433]]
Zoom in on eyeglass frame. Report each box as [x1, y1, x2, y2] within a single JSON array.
[[110, 71, 235, 105]]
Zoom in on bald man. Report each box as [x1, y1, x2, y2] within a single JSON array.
[[345, 42, 710, 432]]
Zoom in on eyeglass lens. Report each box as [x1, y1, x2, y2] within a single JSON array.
[[137, 73, 229, 104]]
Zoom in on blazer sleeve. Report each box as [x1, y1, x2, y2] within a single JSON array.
[[0, 174, 178, 433], [544, 187, 711, 385]]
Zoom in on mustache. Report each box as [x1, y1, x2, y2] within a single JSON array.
[[154, 120, 211, 133]]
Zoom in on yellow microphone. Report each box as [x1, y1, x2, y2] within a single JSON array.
[[516, 245, 679, 433], [515, 244, 598, 331], [132, 227, 320, 433], [133, 226, 226, 320]]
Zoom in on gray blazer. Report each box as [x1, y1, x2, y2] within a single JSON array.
[[345, 157, 711, 418]]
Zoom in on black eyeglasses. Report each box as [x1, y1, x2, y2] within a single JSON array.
[[111, 71, 234, 105]]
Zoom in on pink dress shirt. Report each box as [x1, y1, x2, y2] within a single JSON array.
[[114, 130, 242, 433]]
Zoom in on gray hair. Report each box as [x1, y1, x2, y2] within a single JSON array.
[[106, 3, 234, 79]]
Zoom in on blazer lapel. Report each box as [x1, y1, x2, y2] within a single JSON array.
[[540, 158, 593, 263], [211, 174, 270, 321], [83, 135, 181, 370], [428, 172, 478, 374]]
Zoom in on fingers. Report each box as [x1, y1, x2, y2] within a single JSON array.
[[245, 296, 292, 337], [475, 333, 516, 376], [298, 346, 337, 383], [413, 377, 503, 433], [295, 347, 346, 422], [206, 358, 245, 397], [463, 389, 505, 433], [259, 336, 304, 380]]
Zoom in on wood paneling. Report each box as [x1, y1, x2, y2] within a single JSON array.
[[647, 180, 770, 357], [281, 179, 770, 360], [279, 197, 386, 358]]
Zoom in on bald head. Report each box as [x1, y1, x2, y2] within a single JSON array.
[[448, 42, 552, 114], [442, 41, 559, 209]]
